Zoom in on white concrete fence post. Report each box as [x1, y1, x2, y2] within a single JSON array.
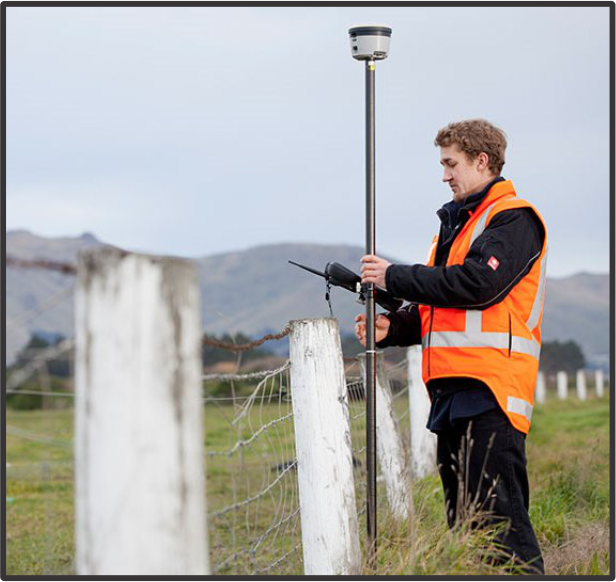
[[359, 353, 410, 522], [75, 248, 209, 575], [289, 318, 361, 576], [557, 371, 568, 400], [595, 370, 605, 398], [576, 369, 587, 401], [407, 346, 437, 479], [535, 371, 546, 405]]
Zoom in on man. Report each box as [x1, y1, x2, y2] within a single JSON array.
[[355, 119, 547, 574]]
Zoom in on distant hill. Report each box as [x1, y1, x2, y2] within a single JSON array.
[[5, 230, 610, 369], [196, 242, 395, 339], [542, 273, 610, 370], [6, 230, 110, 364]]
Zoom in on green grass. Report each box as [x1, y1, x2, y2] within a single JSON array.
[[370, 395, 611, 576], [5, 394, 611, 576], [525, 397, 611, 574]]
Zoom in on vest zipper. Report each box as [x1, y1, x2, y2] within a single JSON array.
[[428, 306, 434, 376], [508, 313, 512, 358]]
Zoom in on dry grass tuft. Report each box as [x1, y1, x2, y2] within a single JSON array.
[[543, 521, 610, 575]]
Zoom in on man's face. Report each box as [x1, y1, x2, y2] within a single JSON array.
[[439, 144, 487, 202]]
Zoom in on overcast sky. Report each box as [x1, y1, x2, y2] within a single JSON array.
[[6, 6, 611, 277]]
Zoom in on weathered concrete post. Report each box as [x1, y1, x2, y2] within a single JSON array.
[[576, 369, 587, 400], [407, 345, 437, 479], [595, 370, 605, 398], [557, 371, 568, 400], [289, 318, 361, 576], [359, 353, 410, 521], [535, 371, 546, 405], [75, 248, 209, 575]]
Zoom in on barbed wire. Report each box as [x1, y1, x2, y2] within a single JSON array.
[[7, 255, 77, 275], [8, 347, 302, 574], [6, 255, 356, 361], [5, 262, 411, 576], [4, 387, 295, 405], [6, 285, 76, 330], [232, 362, 291, 423], [206, 412, 294, 458], [204, 393, 290, 402], [6, 390, 74, 398], [201, 362, 303, 574], [202, 325, 292, 352], [7, 254, 287, 359], [213, 507, 301, 573], [209, 460, 297, 519], [252, 543, 303, 576], [351, 409, 367, 421], [202, 365, 290, 382]]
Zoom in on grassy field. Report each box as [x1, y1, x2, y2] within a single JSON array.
[[5, 391, 611, 576], [373, 394, 612, 575]]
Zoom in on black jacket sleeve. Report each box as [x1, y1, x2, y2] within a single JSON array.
[[376, 303, 422, 348], [385, 208, 545, 310]]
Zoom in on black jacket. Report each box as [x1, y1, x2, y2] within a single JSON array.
[[377, 177, 545, 349]]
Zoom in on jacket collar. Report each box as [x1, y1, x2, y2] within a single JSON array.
[[437, 177, 513, 226], [469, 178, 516, 218], [461, 177, 505, 211]]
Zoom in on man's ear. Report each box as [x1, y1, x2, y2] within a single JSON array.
[[477, 152, 489, 171]]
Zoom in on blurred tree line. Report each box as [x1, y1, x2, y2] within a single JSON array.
[[343, 336, 586, 373], [540, 340, 586, 375], [6, 333, 72, 410]]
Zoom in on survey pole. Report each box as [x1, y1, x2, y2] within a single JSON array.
[[348, 24, 392, 571]]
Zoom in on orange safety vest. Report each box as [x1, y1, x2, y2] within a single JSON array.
[[419, 180, 548, 434]]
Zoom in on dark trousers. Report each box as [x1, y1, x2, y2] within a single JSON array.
[[435, 407, 545, 574]]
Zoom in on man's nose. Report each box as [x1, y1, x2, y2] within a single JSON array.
[[442, 170, 451, 182]]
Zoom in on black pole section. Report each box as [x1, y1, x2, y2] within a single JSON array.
[[365, 58, 377, 570]]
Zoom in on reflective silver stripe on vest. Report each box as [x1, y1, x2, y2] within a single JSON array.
[[422, 331, 541, 360], [466, 309, 482, 333], [526, 247, 548, 332], [507, 396, 533, 422], [423, 199, 543, 362], [468, 201, 500, 248]]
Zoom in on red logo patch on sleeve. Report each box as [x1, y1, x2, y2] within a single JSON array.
[[487, 256, 500, 271]]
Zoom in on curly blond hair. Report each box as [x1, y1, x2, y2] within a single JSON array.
[[434, 119, 507, 175]]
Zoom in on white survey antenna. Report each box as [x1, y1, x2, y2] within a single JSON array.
[[348, 24, 392, 61]]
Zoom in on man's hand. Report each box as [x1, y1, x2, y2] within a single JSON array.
[[355, 313, 391, 347], [360, 255, 391, 289]]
